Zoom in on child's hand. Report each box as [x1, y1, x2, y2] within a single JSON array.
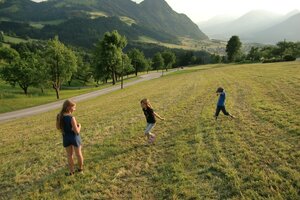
[[161, 118, 165, 121]]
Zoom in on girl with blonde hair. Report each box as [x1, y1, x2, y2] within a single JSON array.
[[140, 98, 165, 144], [56, 100, 83, 176]]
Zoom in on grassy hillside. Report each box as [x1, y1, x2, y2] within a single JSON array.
[[0, 62, 299, 199], [3, 34, 28, 43]]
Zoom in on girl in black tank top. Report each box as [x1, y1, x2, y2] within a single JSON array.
[[56, 100, 84, 176], [140, 98, 165, 144]]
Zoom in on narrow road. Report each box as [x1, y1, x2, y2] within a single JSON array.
[[0, 72, 163, 123]]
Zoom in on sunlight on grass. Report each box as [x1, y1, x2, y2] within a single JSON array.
[[0, 62, 299, 199]]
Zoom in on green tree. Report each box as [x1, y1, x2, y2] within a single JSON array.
[[128, 48, 147, 76], [121, 54, 134, 77], [94, 30, 127, 85], [44, 37, 77, 99], [93, 48, 110, 84], [162, 51, 176, 71], [152, 52, 164, 71], [0, 53, 41, 95], [260, 46, 275, 60], [179, 51, 195, 66], [145, 58, 152, 73], [0, 32, 3, 47], [226, 35, 242, 62], [247, 47, 261, 62], [0, 47, 19, 64], [275, 40, 298, 59], [35, 55, 48, 93], [69, 52, 93, 86], [211, 54, 222, 64], [12, 41, 49, 93], [119, 53, 133, 89]]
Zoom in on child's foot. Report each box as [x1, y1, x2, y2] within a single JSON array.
[[65, 172, 74, 176], [149, 135, 156, 144], [75, 168, 84, 174]]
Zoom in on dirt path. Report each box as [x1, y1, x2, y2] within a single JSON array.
[[0, 72, 164, 123]]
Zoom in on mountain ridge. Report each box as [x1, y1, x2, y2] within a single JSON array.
[[252, 13, 300, 44], [0, 0, 208, 48], [198, 9, 300, 44]]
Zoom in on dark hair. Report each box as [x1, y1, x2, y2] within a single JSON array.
[[216, 87, 224, 93]]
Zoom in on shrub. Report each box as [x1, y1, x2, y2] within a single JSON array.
[[283, 55, 296, 61]]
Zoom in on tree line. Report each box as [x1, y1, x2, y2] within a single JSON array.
[[0, 31, 179, 99], [1, 31, 299, 99], [225, 36, 300, 63]]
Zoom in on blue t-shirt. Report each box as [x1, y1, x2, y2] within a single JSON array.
[[217, 92, 226, 106]]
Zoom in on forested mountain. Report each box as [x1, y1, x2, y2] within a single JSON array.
[[0, 0, 208, 48]]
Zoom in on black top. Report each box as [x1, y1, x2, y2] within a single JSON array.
[[143, 107, 156, 123], [63, 115, 76, 136]]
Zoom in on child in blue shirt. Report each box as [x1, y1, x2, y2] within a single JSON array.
[[215, 87, 235, 120]]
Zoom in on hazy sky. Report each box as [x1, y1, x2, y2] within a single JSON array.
[[33, 0, 300, 22]]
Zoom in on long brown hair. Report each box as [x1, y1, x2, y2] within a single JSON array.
[[57, 100, 76, 130], [140, 98, 153, 109]]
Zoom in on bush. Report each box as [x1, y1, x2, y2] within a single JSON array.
[[283, 55, 296, 61], [262, 58, 283, 63]]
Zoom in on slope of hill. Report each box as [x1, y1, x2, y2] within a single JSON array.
[[252, 13, 300, 44], [199, 10, 282, 40], [199, 9, 300, 44], [0, 0, 208, 47], [139, 0, 208, 40], [230, 10, 282, 34], [198, 14, 237, 30], [0, 62, 299, 199]]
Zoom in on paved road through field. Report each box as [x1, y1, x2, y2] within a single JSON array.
[[0, 72, 165, 123]]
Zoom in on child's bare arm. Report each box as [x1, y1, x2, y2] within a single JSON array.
[[154, 112, 165, 120], [71, 117, 81, 134], [56, 114, 60, 130]]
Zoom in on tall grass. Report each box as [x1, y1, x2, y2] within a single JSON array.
[[0, 62, 299, 199]]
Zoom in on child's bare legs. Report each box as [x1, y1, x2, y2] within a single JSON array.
[[65, 146, 75, 174], [74, 146, 84, 171]]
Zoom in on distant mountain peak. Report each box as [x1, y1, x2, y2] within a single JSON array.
[[141, 0, 172, 10], [284, 9, 300, 18]]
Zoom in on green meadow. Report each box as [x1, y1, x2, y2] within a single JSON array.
[[0, 76, 140, 113], [0, 62, 299, 199], [3, 35, 28, 44]]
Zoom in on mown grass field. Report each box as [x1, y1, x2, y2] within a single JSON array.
[[0, 62, 299, 199]]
